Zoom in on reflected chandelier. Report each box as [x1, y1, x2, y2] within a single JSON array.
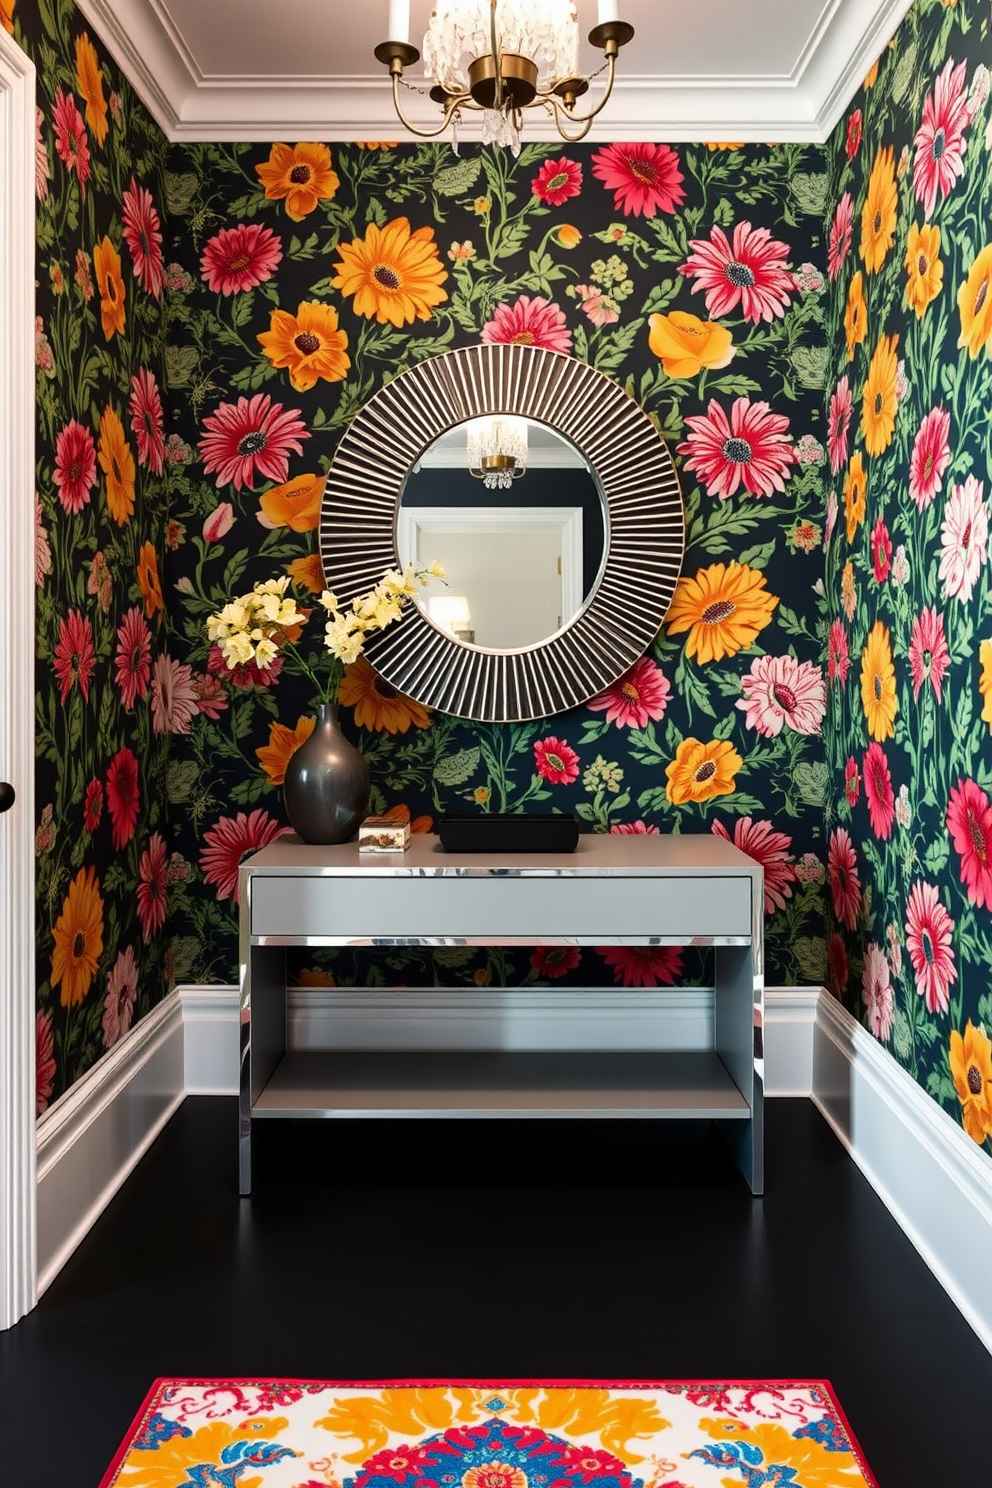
[[374, 0, 634, 153], [466, 415, 529, 488]]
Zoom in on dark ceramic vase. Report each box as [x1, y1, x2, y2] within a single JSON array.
[[282, 703, 370, 844]]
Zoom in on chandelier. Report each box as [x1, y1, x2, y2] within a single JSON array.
[[374, 0, 634, 153], [465, 415, 529, 488]]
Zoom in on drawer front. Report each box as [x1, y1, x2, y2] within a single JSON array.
[[249, 873, 752, 941]]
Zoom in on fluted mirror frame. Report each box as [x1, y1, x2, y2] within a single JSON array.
[[319, 342, 685, 723]]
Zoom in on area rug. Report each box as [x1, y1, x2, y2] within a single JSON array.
[[99, 1379, 880, 1488]]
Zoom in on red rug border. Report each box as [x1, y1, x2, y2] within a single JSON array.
[[98, 1377, 880, 1488]]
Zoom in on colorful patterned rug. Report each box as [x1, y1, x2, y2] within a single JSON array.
[[99, 1379, 880, 1488]]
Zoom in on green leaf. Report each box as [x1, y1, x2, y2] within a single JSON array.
[[924, 836, 950, 875], [434, 156, 483, 197], [433, 747, 481, 786], [795, 761, 829, 806], [737, 540, 777, 571], [793, 935, 827, 981]]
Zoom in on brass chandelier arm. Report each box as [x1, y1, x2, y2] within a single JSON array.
[[550, 49, 619, 125], [388, 69, 467, 140]]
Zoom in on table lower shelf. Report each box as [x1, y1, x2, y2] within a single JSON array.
[[249, 1049, 751, 1120]]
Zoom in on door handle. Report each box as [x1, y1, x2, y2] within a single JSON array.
[[0, 782, 15, 813]]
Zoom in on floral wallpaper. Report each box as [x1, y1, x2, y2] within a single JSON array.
[[821, 0, 992, 1154]]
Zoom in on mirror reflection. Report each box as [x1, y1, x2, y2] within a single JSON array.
[[397, 418, 606, 651]]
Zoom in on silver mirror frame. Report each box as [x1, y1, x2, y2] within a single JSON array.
[[319, 342, 685, 723]]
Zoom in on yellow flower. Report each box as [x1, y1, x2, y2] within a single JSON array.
[[287, 552, 326, 593], [841, 559, 856, 621], [256, 716, 316, 786], [332, 216, 448, 327], [258, 472, 325, 532], [957, 243, 992, 358], [860, 620, 898, 741], [949, 1021, 992, 1145], [861, 333, 899, 456], [75, 32, 108, 146], [51, 866, 104, 1008], [1, 0, 14, 35], [860, 146, 897, 273], [980, 639, 992, 731], [255, 141, 339, 221], [555, 224, 581, 248], [93, 236, 125, 340], [338, 654, 432, 733], [257, 301, 349, 392], [706, 141, 745, 150], [664, 561, 778, 664], [905, 222, 943, 317], [843, 450, 867, 543], [666, 738, 743, 806], [863, 59, 879, 87], [843, 270, 867, 360], [472, 196, 491, 214], [137, 540, 164, 617], [647, 311, 734, 378], [98, 405, 135, 526]]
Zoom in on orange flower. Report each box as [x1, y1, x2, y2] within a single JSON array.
[[905, 222, 943, 317], [331, 217, 449, 327], [98, 405, 135, 526], [258, 473, 325, 532], [257, 300, 350, 392], [93, 236, 125, 339], [665, 738, 742, 806], [287, 552, 326, 592], [957, 243, 992, 358], [647, 311, 734, 378], [255, 141, 340, 221], [949, 1020, 992, 1144], [338, 654, 432, 733], [843, 450, 867, 543], [1, 0, 14, 35], [861, 334, 899, 456], [844, 271, 867, 360], [863, 59, 879, 87], [51, 865, 104, 1007], [137, 540, 164, 617], [665, 562, 778, 664], [297, 967, 337, 987], [75, 32, 108, 146], [860, 146, 897, 273], [256, 716, 316, 785]]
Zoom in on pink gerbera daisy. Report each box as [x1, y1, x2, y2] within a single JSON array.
[[827, 376, 852, 475], [54, 418, 97, 514], [863, 942, 893, 1041], [531, 156, 583, 206], [827, 619, 850, 688], [199, 809, 289, 903], [114, 605, 152, 710], [678, 397, 795, 500], [481, 294, 572, 354], [909, 406, 951, 511], [947, 778, 992, 909], [121, 176, 165, 297], [533, 735, 580, 785], [610, 821, 660, 835], [863, 742, 895, 840], [828, 193, 854, 280], [913, 58, 970, 219], [51, 88, 90, 197], [137, 833, 168, 940], [905, 880, 957, 1014], [871, 518, 892, 582], [939, 475, 988, 603], [35, 105, 50, 202], [200, 222, 283, 295], [680, 221, 794, 323], [908, 606, 951, 703], [102, 946, 139, 1049], [844, 756, 860, 807], [129, 367, 165, 473], [586, 656, 671, 729], [151, 653, 200, 735], [711, 815, 795, 914], [35, 495, 52, 588], [106, 746, 140, 850], [53, 610, 96, 704], [737, 654, 826, 737], [590, 142, 685, 219], [530, 946, 581, 980], [36, 1010, 56, 1115], [198, 393, 309, 490], [828, 827, 862, 931], [596, 944, 685, 988]]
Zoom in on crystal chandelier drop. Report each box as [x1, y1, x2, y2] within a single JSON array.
[[466, 415, 529, 489], [374, 0, 634, 154]]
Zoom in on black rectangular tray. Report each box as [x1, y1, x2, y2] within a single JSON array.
[[437, 813, 579, 854]]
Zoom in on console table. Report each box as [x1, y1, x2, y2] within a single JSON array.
[[238, 833, 764, 1195]]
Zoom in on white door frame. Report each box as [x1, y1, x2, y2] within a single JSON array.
[[0, 27, 38, 1330]]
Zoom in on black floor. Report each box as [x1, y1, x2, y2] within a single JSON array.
[[2, 1098, 990, 1486]]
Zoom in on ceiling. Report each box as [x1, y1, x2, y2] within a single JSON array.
[[73, 0, 913, 144]]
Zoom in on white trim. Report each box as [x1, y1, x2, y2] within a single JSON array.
[[0, 27, 38, 1334], [813, 992, 992, 1357]]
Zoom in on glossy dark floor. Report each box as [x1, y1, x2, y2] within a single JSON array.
[[3, 1098, 991, 1486]]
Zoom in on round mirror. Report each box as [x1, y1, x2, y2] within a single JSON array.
[[397, 417, 607, 652]]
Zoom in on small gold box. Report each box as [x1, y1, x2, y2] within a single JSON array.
[[358, 815, 411, 852]]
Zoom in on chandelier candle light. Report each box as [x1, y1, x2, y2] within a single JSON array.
[[466, 414, 528, 488], [375, 0, 634, 153]]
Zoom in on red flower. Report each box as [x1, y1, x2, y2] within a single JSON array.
[[908, 606, 950, 703], [680, 221, 794, 323], [596, 944, 684, 987], [845, 108, 862, 159], [827, 619, 850, 688], [863, 742, 895, 840], [913, 58, 970, 218], [844, 756, 860, 807], [114, 605, 152, 710], [54, 418, 97, 514], [531, 156, 583, 206], [36, 1010, 56, 1115], [199, 393, 310, 491], [947, 778, 992, 910], [194, 670, 229, 719], [828, 192, 854, 280], [199, 809, 289, 902], [200, 222, 283, 294], [481, 294, 572, 354], [106, 746, 140, 850], [137, 833, 168, 940], [129, 367, 165, 473], [534, 734, 580, 785], [677, 396, 795, 500], [827, 376, 852, 474], [51, 88, 90, 197], [711, 815, 795, 914], [590, 142, 685, 218], [610, 821, 660, 835], [53, 610, 97, 704], [828, 826, 861, 931], [905, 880, 957, 1014], [908, 406, 951, 511], [121, 176, 164, 297], [586, 656, 671, 728], [871, 518, 892, 582], [827, 932, 849, 998], [83, 778, 103, 833], [530, 946, 581, 979], [207, 641, 283, 689]]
